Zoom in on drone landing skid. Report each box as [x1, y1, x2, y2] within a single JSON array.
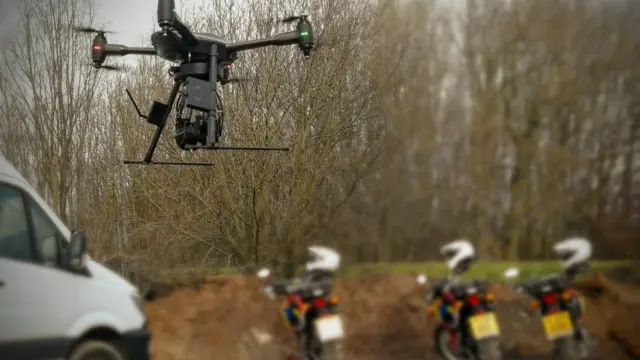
[[184, 145, 290, 151], [122, 160, 216, 166]]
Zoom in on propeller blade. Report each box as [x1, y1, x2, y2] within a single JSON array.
[[100, 64, 122, 71], [74, 26, 98, 32], [281, 16, 299, 23], [280, 14, 308, 23], [73, 25, 114, 34], [86, 63, 123, 72]]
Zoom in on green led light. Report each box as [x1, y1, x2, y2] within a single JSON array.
[[172, 8, 177, 13], [300, 32, 308, 36]]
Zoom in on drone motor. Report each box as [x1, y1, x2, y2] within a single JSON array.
[[91, 32, 107, 67]]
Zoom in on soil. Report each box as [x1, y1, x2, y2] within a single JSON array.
[[144, 273, 640, 360]]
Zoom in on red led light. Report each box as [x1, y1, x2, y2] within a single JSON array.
[[467, 294, 481, 306], [542, 292, 557, 305], [313, 297, 326, 309]]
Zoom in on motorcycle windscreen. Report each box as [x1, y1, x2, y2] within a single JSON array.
[[314, 314, 345, 342]]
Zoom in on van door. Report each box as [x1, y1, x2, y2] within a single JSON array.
[[0, 182, 82, 359]]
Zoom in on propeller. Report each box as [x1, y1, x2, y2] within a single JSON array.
[[73, 26, 114, 34], [280, 14, 309, 24], [100, 64, 122, 71], [278, 14, 314, 57], [87, 63, 123, 72]]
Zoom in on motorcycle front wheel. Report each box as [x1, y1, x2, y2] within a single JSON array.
[[434, 325, 466, 360]]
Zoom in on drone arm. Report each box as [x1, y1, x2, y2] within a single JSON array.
[[226, 31, 298, 52], [104, 44, 157, 56], [172, 15, 199, 49]]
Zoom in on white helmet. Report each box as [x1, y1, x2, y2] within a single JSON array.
[[553, 237, 592, 270], [441, 239, 475, 275], [305, 245, 341, 272]]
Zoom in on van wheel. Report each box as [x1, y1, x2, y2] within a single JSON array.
[[69, 340, 126, 360]]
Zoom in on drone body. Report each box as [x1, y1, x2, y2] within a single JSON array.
[[77, 0, 315, 166]]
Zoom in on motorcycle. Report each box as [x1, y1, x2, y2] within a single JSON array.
[[503, 267, 590, 360], [417, 274, 502, 360], [257, 268, 344, 360]]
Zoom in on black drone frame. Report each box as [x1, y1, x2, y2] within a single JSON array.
[[85, 0, 314, 166]]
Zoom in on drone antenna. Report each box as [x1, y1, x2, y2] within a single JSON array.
[[125, 89, 147, 119]]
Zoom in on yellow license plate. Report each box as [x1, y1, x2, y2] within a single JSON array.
[[541, 311, 574, 340], [468, 312, 500, 339]]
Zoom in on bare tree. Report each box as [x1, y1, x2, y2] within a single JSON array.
[[0, 0, 102, 224]]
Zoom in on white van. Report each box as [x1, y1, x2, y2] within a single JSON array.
[[0, 152, 150, 360]]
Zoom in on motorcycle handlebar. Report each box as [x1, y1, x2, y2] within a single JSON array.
[[261, 278, 333, 297], [515, 274, 568, 296], [425, 277, 491, 302]]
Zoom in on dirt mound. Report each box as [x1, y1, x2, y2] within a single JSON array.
[[145, 274, 640, 360], [600, 264, 640, 286], [145, 276, 298, 360]]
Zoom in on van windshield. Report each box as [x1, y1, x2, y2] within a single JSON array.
[[0, 190, 24, 234], [0, 186, 32, 261]]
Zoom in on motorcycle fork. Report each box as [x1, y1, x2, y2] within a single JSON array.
[[448, 301, 465, 351], [430, 298, 463, 351], [284, 295, 309, 333], [461, 306, 479, 353], [562, 289, 585, 323], [561, 294, 587, 342]]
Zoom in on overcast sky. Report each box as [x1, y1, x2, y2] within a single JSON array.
[[0, 0, 202, 46], [94, 0, 201, 46]]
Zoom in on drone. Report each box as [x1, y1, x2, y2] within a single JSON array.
[[75, 0, 314, 166]]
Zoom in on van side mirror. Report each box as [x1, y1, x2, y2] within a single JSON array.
[[69, 230, 87, 270]]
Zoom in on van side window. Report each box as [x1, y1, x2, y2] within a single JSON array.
[[28, 198, 67, 267], [0, 185, 34, 262]]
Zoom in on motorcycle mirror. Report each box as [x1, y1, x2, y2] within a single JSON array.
[[416, 274, 428, 284], [261, 284, 276, 300], [503, 267, 520, 279], [257, 268, 271, 278]]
